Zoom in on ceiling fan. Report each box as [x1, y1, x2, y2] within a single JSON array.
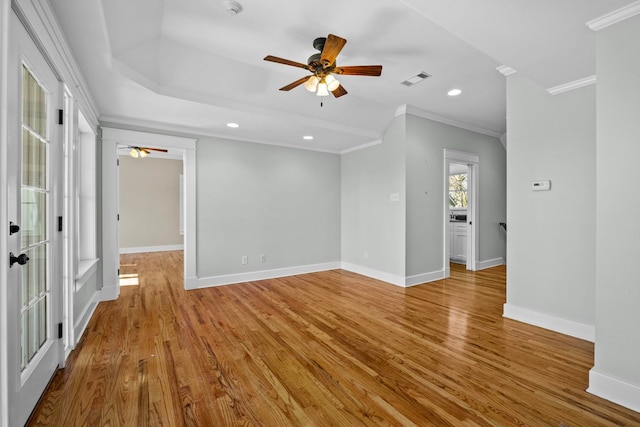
[[127, 146, 168, 158], [264, 34, 382, 102]]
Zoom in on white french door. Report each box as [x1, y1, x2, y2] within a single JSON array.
[[5, 11, 63, 426]]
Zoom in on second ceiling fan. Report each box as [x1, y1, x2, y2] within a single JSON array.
[[127, 146, 168, 158], [264, 34, 382, 100]]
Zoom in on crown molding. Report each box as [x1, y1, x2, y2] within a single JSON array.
[[340, 139, 382, 155], [396, 105, 502, 139], [496, 65, 517, 76], [586, 1, 640, 31], [547, 75, 596, 95]]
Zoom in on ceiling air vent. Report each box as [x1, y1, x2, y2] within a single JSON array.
[[401, 72, 431, 86]]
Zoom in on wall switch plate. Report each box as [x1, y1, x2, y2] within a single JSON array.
[[241, 256, 248, 265], [532, 180, 551, 191], [260, 254, 266, 263], [363, 251, 369, 259], [389, 193, 400, 202]]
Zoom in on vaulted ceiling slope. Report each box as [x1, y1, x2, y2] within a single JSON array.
[[49, 0, 634, 153]]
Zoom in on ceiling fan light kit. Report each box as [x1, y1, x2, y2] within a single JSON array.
[[128, 146, 168, 158], [264, 34, 382, 105], [130, 147, 148, 158]]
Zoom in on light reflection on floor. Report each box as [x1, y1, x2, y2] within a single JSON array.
[[119, 273, 139, 286]]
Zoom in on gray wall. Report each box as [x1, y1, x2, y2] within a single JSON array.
[[594, 14, 640, 389], [506, 74, 596, 326], [196, 137, 341, 278], [341, 113, 506, 281], [406, 114, 506, 276], [118, 156, 183, 249], [341, 115, 407, 277]]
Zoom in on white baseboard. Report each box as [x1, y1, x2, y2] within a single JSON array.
[[405, 269, 446, 287], [98, 284, 119, 301], [119, 244, 184, 254], [184, 275, 198, 291], [588, 369, 640, 413], [476, 257, 505, 270], [341, 263, 405, 287], [197, 262, 341, 288], [341, 263, 448, 287], [503, 303, 595, 342]]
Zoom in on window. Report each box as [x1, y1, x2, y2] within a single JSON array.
[[449, 173, 468, 208]]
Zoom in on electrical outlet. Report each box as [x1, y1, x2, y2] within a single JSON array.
[[241, 256, 248, 265], [363, 251, 369, 259], [260, 254, 266, 263]]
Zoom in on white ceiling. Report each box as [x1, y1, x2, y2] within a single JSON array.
[[49, 0, 634, 153]]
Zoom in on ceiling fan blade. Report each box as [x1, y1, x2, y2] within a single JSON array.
[[334, 65, 383, 76], [331, 84, 348, 98], [320, 34, 346, 67], [279, 76, 311, 91], [264, 55, 311, 70], [143, 147, 168, 153]]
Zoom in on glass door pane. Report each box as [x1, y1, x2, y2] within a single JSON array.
[[20, 65, 50, 371]]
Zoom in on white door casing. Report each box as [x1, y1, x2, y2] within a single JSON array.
[[101, 128, 197, 299], [443, 149, 479, 275]]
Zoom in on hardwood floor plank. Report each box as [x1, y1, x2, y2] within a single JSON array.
[[27, 252, 640, 426]]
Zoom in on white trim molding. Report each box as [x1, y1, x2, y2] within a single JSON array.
[[547, 75, 596, 95], [586, 1, 640, 31], [340, 139, 382, 155], [196, 262, 341, 289], [588, 369, 640, 413], [496, 65, 517, 76], [101, 128, 197, 295], [342, 263, 447, 288], [503, 303, 595, 342], [396, 104, 502, 139], [98, 284, 119, 302], [341, 263, 405, 287], [405, 270, 446, 287], [476, 258, 505, 270]]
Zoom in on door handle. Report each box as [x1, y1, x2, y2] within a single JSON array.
[[9, 221, 20, 235], [9, 252, 29, 268]]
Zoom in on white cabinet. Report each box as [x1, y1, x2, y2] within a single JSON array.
[[449, 222, 467, 262]]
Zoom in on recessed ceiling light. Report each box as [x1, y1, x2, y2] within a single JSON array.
[[303, 135, 314, 140], [448, 88, 462, 97], [226, 122, 239, 128]]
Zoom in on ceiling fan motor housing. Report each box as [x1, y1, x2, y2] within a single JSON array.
[[307, 53, 322, 66], [313, 37, 326, 52]]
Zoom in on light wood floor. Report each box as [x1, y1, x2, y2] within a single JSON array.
[[28, 251, 640, 426]]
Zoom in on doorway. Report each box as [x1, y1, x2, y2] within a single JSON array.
[[443, 149, 479, 277], [100, 128, 197, 300]]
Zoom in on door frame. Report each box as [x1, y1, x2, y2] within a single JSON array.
[[3, 7, 64, 425], [0, 0, 11, 424], [101, 128, 197, 300], [443, 149, 479, 276]]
